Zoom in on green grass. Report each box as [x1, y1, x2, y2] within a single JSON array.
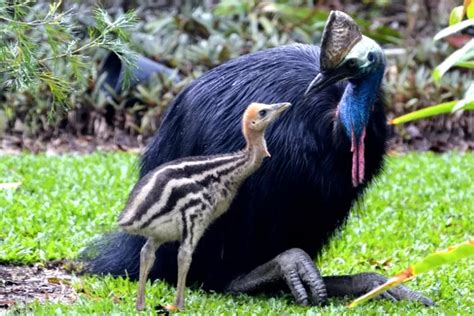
[[1, 152, 473, 314]]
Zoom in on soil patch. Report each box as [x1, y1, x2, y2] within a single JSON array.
[[1, 129, 473, 156], [0, 133, 144, 155], [0, 262, 77, 310]]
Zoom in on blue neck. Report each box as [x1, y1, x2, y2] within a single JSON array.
[[339, 67, 384, 143]]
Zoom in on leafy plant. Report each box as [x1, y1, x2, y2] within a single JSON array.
[[349, 239, 474, 308], [390, 1, 474, 125], [2, 1, 464, 149], [0, 0, 137, 108]]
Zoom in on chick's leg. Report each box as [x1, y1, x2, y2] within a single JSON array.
[[136, 238, 160, 311], [173, 244, 193, 310]]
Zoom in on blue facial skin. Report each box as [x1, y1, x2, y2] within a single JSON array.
[[339, 53, 385, 143]]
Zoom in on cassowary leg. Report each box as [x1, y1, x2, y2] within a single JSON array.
[[226, 248, 327, 306], [136, 238, 160, 311], [323, 273, 434, 306]]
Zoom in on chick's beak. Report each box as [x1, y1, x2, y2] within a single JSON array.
[[271, 102, 292, 113]]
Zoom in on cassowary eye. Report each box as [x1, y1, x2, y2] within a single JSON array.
[[367, 52, 375, 62], [347, 59, 357, 68], [259, 109, 267, 117]]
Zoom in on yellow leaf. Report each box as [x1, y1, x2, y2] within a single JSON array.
[[466, 0, 474, 18], [450, 6, 465, 25]]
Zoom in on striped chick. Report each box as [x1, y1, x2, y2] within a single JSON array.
[[117, 101, 292, 311]]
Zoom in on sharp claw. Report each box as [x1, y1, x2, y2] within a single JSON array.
[[225, 248, 326, 307], [297, 260, 327, 305], [278, 249, 327, 306], [360, 273, 434, 306], [420, 297, 435, 307], [380, 291, 398, 302], [392, 286, 435, 307], [297, 296, 310, 306], [285, 269, 309, 305]]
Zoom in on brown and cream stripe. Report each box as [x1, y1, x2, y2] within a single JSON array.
[[117, 152, 250, 233]]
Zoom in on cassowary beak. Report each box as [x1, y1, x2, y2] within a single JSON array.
[[305, 10, 363, 97], [304, 68, 351, 96]]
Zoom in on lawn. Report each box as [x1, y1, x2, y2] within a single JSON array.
[[0, 152, 473, 314]]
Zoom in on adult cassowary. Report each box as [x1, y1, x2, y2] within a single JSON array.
[[83, 11, 432, 306]]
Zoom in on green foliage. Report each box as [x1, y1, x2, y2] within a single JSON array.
[[391, 1, 474, 124], [0, 0, 137, 107], [1, 1, 407, 141], [431, 0, 474, 87], [432, 18, 474, 82], [432, 40, 473, 83], [0, 152, 473, 313], [0, 1, 468, 144]]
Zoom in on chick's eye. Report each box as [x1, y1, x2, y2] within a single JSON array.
[[367, 52, 375, 62], [258, 109, 267, 117]]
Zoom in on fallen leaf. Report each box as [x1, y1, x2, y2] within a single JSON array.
[[47, 277, 61, 285]]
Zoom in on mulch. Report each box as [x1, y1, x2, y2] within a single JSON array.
[[0, 134, 144, 155], [1, 128, 473, 155], [0, 262, 78, 310]]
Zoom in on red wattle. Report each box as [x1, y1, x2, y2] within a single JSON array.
[[351, 128, 366, 187], [351, 133, 358, 187], [358, 128, 366, 184]]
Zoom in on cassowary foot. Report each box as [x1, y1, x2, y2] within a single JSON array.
[[227, 248, 327, 306], [324, 272, 434, 306], [277, 249, 328, 305]]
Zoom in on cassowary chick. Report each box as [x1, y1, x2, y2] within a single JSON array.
[[117, 102, 292, 311]]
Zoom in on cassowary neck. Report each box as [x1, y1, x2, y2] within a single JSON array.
[[338, 66, 384, 187]]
